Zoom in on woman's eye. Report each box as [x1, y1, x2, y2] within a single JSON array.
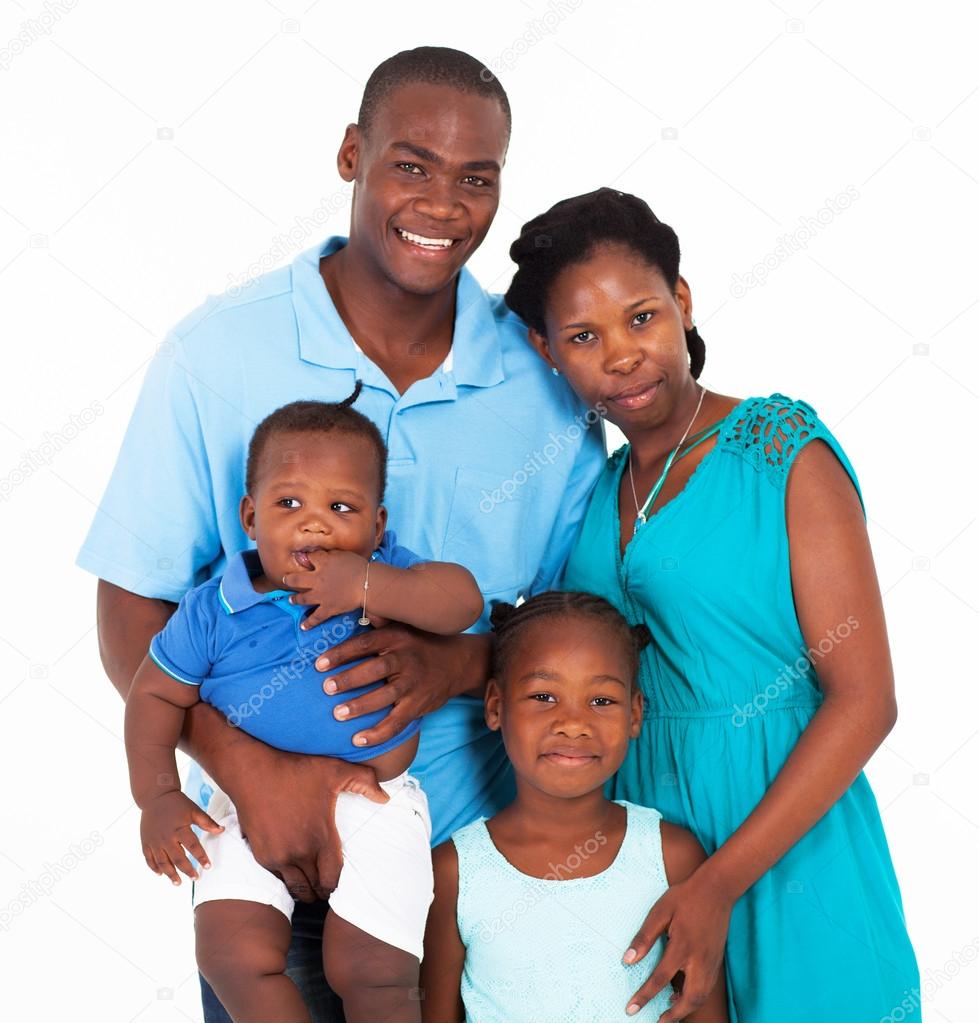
[[570, 330, 595, 344], [633, 311, 654, 326], [330, 502, 353, 513], [396, 162, 423, 175], [277, 498, 300, 509]]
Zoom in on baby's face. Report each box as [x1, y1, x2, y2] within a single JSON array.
[[486, 616, 643, 800], [240, 429, 384, 587]]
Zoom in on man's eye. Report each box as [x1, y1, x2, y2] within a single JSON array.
[[633, 311, 654, 325], [331, 502, 353, 513], [277, 498, 301, 509], [396, 162, 423, 175], [462, 175, 490, 187]]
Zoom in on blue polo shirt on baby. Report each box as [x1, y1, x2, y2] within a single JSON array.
[[77, 235, 607, 843], [149, 532, 424, 759]]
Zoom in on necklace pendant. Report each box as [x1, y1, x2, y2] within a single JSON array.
[[633, 513, 645, 536]]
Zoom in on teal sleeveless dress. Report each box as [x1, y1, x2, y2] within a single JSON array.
[[562, 394, 920, 1022], [452, 802, 675, 1021]]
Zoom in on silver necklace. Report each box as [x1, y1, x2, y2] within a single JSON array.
[[628, 384, 707, 535]]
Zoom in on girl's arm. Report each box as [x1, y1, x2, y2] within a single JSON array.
[[125, 656, 223, 884], [625, 440, 897, 1019], [658, 823, 729, 1022], [420, 840, 466, 1023]]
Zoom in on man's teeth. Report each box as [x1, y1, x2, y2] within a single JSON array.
[[397, 228, 454, 249]]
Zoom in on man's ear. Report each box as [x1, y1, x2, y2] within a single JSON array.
[[528, 327, 557, 372], [629, 687, 644, 739], [374, 504, 388, 549], [337, 123, 362, 183], [484, 679, 503, 731], [240, 495, 257, 540], [675, 275, 695, 332]]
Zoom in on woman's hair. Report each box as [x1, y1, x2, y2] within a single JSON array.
[[489, 590, 652, 685], [244, 380, 387, 500], [504, 187, 706, 379]]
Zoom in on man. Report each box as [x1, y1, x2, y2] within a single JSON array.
[[79, 47, 605, 1021]]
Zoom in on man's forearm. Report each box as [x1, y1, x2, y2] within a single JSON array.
[[97, 578, 270, 781], [455, 632, 492, 698]]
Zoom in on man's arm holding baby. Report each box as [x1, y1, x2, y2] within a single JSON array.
[[98, 579, 492, 897]]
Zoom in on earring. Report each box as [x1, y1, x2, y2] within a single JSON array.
[[552, 367, 560, 376]]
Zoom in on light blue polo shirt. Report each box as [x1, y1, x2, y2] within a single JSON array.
[[77, 235, 607, 843], [149, 533, 424, 759]]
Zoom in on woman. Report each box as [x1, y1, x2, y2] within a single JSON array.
[[503, 188, 920, 1022]]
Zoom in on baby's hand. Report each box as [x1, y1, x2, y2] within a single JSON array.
[[139, 791, 223, 885], [282, 549, 368, 630]]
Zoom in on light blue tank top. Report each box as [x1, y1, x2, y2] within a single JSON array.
[[452, 801, 675, 1021]]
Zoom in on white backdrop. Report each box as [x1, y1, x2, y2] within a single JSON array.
[[2, 0, 977, 1019]]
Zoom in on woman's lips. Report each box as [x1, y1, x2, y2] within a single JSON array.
[[608, 380, 662, 410]]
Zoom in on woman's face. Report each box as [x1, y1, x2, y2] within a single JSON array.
[[530, 242, 696, 435]]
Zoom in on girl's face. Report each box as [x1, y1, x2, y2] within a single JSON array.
[[529, 242, 696, 436], [485, 616, 643, 800]]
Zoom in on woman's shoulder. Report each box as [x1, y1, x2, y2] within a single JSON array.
[[716, 391, 848, 487]]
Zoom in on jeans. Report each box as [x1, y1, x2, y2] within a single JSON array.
[[199, 899, 345, 1022]]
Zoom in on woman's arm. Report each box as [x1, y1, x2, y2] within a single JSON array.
[[657, 823, 729, 1022], [420, 840, 467, 1023], [625, 439, 896, 1019]]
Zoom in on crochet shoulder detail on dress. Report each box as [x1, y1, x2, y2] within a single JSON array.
[[717, 393, 823, 485]]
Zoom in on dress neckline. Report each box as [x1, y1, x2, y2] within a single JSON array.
[[479, 802, 633, 885], [614, 396, 753, 563]]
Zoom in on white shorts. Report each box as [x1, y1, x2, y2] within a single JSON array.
[[192, 771, 434, 960]]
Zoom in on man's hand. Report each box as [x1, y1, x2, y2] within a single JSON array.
[[623, 869, 733, 1020], [313, 624, 492, 748], [139, 791, 223, 885], [282, 549, 367, 630], [226, 747, 388, 902]]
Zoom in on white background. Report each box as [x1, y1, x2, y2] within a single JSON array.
[[2, 0, 978, 1019]]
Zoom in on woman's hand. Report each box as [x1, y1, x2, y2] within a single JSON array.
[[315, 625, 492, 747], [624, 867, 734, 1020], [226, 746, 388, 901]]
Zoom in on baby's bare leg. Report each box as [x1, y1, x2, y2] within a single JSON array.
[[324, 911, 420, 1023], [196, 900, 309, 1023]]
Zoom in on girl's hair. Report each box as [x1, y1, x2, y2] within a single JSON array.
[[504, 187, 706, 380], [245, 380, 387, 499], [489, 591, 652, 685]]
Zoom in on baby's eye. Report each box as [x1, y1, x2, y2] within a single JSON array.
[[330, 502, 353, 513], [277, 498, 301, 509], [530, 692, 556, 703], [633, 311, 654, 325]]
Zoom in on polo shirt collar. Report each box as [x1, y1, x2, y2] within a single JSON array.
[[291, 236, 504, 390], [218, 550, 291, 614]]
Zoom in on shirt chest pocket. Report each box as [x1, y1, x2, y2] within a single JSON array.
[[440, 467, 536, 596]]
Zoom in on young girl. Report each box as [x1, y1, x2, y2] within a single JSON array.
[[421, 591, 729, 1022], [124, 384, 483, 1023]]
